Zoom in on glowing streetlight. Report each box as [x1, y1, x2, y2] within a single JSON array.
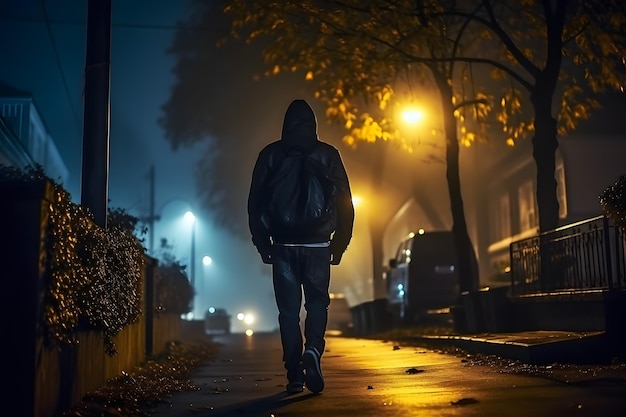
[[183, 210, 195, 223], [402, 108, 424, 124], [202, 255, 212, 266]]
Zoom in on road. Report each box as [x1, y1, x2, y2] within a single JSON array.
[[151, 331, 626, 416]]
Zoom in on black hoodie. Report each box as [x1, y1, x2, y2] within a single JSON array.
[[248, 99, 354, 258]]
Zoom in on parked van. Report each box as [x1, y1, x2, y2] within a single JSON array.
[[386, 231, 459, 323], [204, 307, 231, 334]]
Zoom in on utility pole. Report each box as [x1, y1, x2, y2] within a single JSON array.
[[148, 164, 156, 254], [81, 0, 112, 228]]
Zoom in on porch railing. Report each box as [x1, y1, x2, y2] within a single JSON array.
[[510, 215, 626, 295]]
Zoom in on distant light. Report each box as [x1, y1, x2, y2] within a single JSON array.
[[402, 108, 424, 124], [237, 313, 245, 321], [397, 284, 404, 291], [408, 232, 415, 238], [244, 313, 255, 325], [208, 306, 216, 314], [203, 256, 212, 266], [245, 329, 254, 336], [183, 211, 195, 223], [418, 228, 425, 235]]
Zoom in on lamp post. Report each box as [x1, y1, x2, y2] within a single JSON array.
[[184, 211, 196, 313], [201, 255, 212, 316]]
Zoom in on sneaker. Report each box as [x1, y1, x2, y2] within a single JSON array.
[[286, 381, 304, 394], [303, 347, 324, 393]]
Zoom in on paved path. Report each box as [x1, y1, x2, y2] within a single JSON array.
[[152, 332, 626, 417]]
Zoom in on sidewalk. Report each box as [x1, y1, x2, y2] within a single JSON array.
[[148, 331, 626, 417], [58, 328, 626, 416], [396, 329, 610, 365]]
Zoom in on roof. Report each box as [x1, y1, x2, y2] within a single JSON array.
[[0, 81, 32, 99]]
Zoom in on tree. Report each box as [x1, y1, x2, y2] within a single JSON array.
[[441, 0, 625, 285], [450, 0, 626, 234]]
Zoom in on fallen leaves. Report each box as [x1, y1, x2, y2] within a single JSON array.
[[451, 397, 479, 406]]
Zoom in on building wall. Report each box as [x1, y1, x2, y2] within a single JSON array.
[[0, 94, 68, 184]]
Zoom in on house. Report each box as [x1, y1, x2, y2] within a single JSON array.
[[0, 82, 68, 184], [476, 117, 626, 287]]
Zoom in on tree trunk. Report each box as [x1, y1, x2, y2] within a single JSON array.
[[533, 99, 559, 232], [435, 74, 480, 294], [527, 0, 563, 233], [531, 83, 560, 234], [531, 77, 560, 290]]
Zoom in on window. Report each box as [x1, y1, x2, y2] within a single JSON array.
[[491, 192, 511, 241], [518, 181, 538, 231], [498, 193, 511, 239], [1, 103, 22, 137], [555, 163, 568, 219]]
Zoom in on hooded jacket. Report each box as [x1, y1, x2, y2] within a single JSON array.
[[247, 99, 354, 259]]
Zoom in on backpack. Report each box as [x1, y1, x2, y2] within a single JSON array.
[[263, 143, 336, 235]]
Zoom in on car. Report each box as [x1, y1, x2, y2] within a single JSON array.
[[387, 230, 459, 324], [204, 307, 231, 334]]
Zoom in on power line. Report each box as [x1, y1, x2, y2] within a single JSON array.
[[39, 0, 82, 140], [0, 15, 225, 32]]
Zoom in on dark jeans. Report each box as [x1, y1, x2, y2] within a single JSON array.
[[272, 245, 330, 382]]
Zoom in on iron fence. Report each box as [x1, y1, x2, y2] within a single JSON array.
[[510, 215, 626, 295]]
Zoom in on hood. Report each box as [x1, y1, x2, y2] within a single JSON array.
[[281, 99, 318, 147]]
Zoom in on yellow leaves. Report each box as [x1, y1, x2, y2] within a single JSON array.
[[522, 47, 534, 61], [558, 87, 602, 134], [460, 131, 475, 148], [305, 71, 314, 81], [271, 65, 281, 75], [271, 18, 285, 30], [359, 115, 383, 143], [343, 133, 356, 147], [340, 111, 397, 148], [506, 138, 515, 147], [376, 86, 393, 110]]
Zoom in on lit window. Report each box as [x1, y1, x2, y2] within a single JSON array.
[[555, 163, 568, 219], [518, 181, 538, 231], [491, 192, 511, 240]]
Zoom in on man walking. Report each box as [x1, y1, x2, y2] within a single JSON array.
[[248, 99, 354, 394]]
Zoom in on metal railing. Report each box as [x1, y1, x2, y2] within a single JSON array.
[[510, 215, 626, 295]]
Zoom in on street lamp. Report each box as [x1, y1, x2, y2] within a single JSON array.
[[402, 108, 424, 124]]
